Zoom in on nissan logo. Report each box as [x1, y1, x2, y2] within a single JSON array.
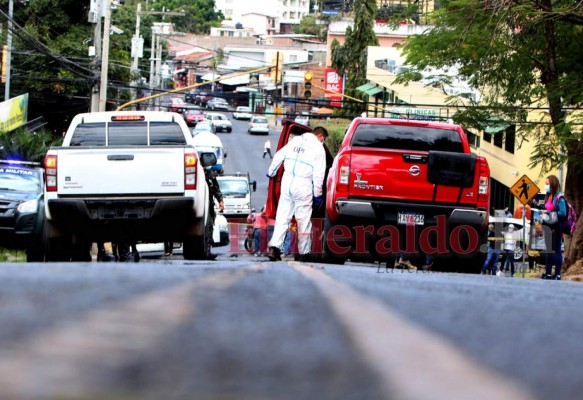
[[409, 165, 421, 176]]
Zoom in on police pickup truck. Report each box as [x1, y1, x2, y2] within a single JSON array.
[[43, 111, 213, 261], [0, 160, 45, 261]]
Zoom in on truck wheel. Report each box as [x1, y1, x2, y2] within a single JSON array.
[[44, 220, 73, 261], [183, 220, 210, 260], [183, 234, 207, 260]]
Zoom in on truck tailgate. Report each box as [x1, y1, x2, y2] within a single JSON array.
[[348, 148, 477, 205], [57, 147, 185, 195]]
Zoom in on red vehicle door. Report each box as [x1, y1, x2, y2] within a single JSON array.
[[264, 119, 333, 221]]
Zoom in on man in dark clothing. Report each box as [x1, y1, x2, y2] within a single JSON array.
[[205, 168, 224, 259], [481, 223, 500, 274]]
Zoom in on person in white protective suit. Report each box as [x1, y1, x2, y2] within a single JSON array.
[[266, 126, 328, 261]]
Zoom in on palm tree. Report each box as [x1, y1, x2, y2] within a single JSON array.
[[0, 128, 62, 163]]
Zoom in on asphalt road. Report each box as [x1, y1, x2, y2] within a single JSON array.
[[217, 111, 282, 212], [1, 104, 579, 399], [0, 259, 581, 400]]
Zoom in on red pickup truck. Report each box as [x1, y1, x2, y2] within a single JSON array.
[[322, 117, 491, 270]]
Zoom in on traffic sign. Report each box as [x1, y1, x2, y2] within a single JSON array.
[[510, 174, 540, 205]]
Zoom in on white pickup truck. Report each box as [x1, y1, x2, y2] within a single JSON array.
[[43, 111, 212, 261]]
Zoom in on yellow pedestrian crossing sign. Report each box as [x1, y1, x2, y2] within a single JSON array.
[[510, 174, 540, 205]]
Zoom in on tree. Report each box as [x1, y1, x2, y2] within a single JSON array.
[[330, 0, 378, 115], [0, 128, 62, 163], [1, 0, 96, 96], [145, 0, 224, 34], [394, 0, 583, 267], [294, 15, 326, 42]]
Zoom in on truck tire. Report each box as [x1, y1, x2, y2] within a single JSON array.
[[183, 234, 207, 260], [183, 220, 210, 260], [44, 220, 73, 261]]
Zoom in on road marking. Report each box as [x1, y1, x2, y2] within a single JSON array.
[[291, 262, 535, 400], [0, 267, 261, 400]]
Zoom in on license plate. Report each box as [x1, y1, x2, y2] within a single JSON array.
[[397, 213, 424, 225]]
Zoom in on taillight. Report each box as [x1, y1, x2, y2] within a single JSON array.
[[477, 158, 489, 195], [44, 154, 57, 192], [336, 154, 351, 192], [478, 176, 488, 195], [184, 151, 198, 190]]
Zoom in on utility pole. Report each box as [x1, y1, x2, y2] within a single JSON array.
[[91, 0, 102, 112], [99, 0, 112, 111], [131, 3, 142, 74], [4, 0, 13, 101], [155, 32, 163, 92], [143, 8, 185, 101], [149, 28, 156, 92]]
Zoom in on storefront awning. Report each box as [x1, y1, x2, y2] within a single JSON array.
[[356, 83, 376, 92], [365, 86, 383, 95], [201, 72, 221, 81], [484, 122, 511, 134], [356, 82, 383, 96]]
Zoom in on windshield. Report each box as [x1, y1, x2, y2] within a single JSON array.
[[351, 123, 464, 152], [0, 168, 40, 192], [70, 121, 187, 146], [197, 146, 222, 159], [218, 179, 249, 195], [194, 123, 212, 131]]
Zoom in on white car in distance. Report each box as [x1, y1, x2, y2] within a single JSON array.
[[205, 112, 233, 133], [294, 114, 310, 126], [248, 116, 269, 135], [233, 106, 253, 120]]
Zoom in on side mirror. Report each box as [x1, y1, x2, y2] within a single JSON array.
[[224, 148, 228, 158], [199, 152, 217, 167], [251, 181, 257, 192]]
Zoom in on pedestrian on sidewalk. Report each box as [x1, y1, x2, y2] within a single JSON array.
[[481, 223, 499, 275], [263, 139, 273, 159], [502, 224, 516, 276], [540, 174, 568, 280]]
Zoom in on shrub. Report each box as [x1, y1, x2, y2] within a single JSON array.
[[311, 118, 353, 157], [0, 127, 62, 163]]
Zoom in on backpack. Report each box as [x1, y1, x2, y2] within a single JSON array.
[[555, 194, 578, 235]]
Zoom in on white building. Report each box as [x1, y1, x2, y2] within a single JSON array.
[[215, 0, 310, 32], [222, 46, 310, 71], [215, 0, 278, 21]]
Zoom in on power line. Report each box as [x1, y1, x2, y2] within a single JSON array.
[[0, 7, 95, 80]]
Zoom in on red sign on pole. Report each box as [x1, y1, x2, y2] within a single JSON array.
[[324, 68, 343, 107]]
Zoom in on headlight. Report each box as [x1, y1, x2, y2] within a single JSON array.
[[17, 199, 38, 213]]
